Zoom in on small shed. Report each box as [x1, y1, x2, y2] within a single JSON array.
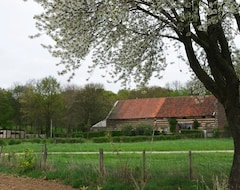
[[0, 130, 25, 138]]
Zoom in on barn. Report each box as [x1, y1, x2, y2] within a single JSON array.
[[92, 95, 227, 133]]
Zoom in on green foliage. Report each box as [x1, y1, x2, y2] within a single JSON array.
[[84, 131, 106, 138], [17, 149, 35, 173], [19, 77, 63, 137], [68, 83, 117, 132], [111, 130, 123, 137], [117, 86, 181, 99], [0, 139, 6, 146], [168, 118, 177, 133], [0, 140, 233, 190], [0, 89, 15, 128], [71, 132, 84, 138], [92, 137, 109, 143], [193, 119, 201, 129], [180, 130, 203, 138], [8, 139, 21, 145], [135, 123, 152, 136], [49, 138, 85, 144], [122, 125, 133, 136]]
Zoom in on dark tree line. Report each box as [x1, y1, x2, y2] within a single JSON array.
[[0, 76, 189, 137]]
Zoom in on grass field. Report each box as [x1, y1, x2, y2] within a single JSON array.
[[2, 138, 234, 152], [0, 138, 234, 189]]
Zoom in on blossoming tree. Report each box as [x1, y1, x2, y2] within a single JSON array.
[[32, 0, 240, 188]]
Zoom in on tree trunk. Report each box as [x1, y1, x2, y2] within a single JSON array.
[[225, 99, 240, 190]]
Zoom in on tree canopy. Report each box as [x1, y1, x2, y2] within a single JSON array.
[[32, 0, 239, 92]]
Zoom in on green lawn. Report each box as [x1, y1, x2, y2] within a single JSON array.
[[2, 138, 234, 153], [0, 138, 234, 190]]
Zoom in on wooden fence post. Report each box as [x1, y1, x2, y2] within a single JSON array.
[[142, 150, 146, 182], [41, 143, 47, 168], [99, 148, 104, 176], [0, 145, 3, 158], [189, 151, 193, 180]]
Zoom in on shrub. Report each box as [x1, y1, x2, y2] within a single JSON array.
[[193, 119, 201, 129], [111, 130, 123, 137], [31, 138, 41, 144], [92, 137, 109, 143], [8, 139, 21, 145], [131, 136, 151, 142], [135, 123, 152, 136], [18, 148, 35, 173], [72, 132, 84, 138], [0, 139, 6, 146], [118, 136, 132, 142], [112, 136, 121, 142], [83, 131, 105, 138], [122, 125, 133, 136], [180, 130, 202, 138], [168, 118, 177, 133]]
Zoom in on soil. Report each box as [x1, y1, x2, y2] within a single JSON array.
[[0, 174, 78, 190]]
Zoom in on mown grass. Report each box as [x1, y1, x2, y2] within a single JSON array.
[[0, 138, 234, 189], [2, 138, 234, 153]]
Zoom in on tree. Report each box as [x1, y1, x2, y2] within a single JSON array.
[[0, 89, 14, 128], [61, 84, 81, 137], [75, 83, 116, 131], [35, 76, 63, 137], [10, 84, 27, 130], [20, 77, 63, 137], [33, 0, 240, 188]]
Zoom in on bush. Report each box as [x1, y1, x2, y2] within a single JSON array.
[[153, 134, 182, 141], [112, 136, 121, 142], [8, 139, 21, 145], [180, 130, 202, 138], [50, 138, 85, 144], [18, 149, 35, 173], [118, 136, 132, 142], [135, 123, 152, 136], [111, 130, 123, 137], [122, 125, 133, 136], [54, 133, 66, 138], [0, 139, 6, 146], [92, 137, 109, 143], [168, 118, 177, 133], [83, 131, 105, 138], [193, 119, 201, 129], [72, 132, 84, 138]]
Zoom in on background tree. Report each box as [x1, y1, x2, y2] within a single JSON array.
[[32, 1, 240, 188], [35, 76, 63, 137], [20, 77, 63, 137], [61, 84, 81, 137], [117, 86, 186, 99], [0, 89, 14, 129], [20, 81, 45, 135], [10, 84, 27, 130], [75, 83, 116, 131]]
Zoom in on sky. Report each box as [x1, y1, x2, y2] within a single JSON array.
[[0, 0, 191, 93]]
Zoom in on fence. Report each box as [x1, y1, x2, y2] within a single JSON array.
[[0, 144, 232, 188], [40, 146, 233, 184]]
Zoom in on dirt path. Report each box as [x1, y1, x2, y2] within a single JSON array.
[[0, 174, 78, 190]]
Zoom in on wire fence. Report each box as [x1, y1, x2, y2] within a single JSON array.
[[41, 145, 233, 185]]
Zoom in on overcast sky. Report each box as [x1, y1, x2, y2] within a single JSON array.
[[0, 0, 191, 93]]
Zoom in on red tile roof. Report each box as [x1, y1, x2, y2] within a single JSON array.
[[157, 96, 216, 118], [107, 96, 216, 119], [108, 98, 165, 119]]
